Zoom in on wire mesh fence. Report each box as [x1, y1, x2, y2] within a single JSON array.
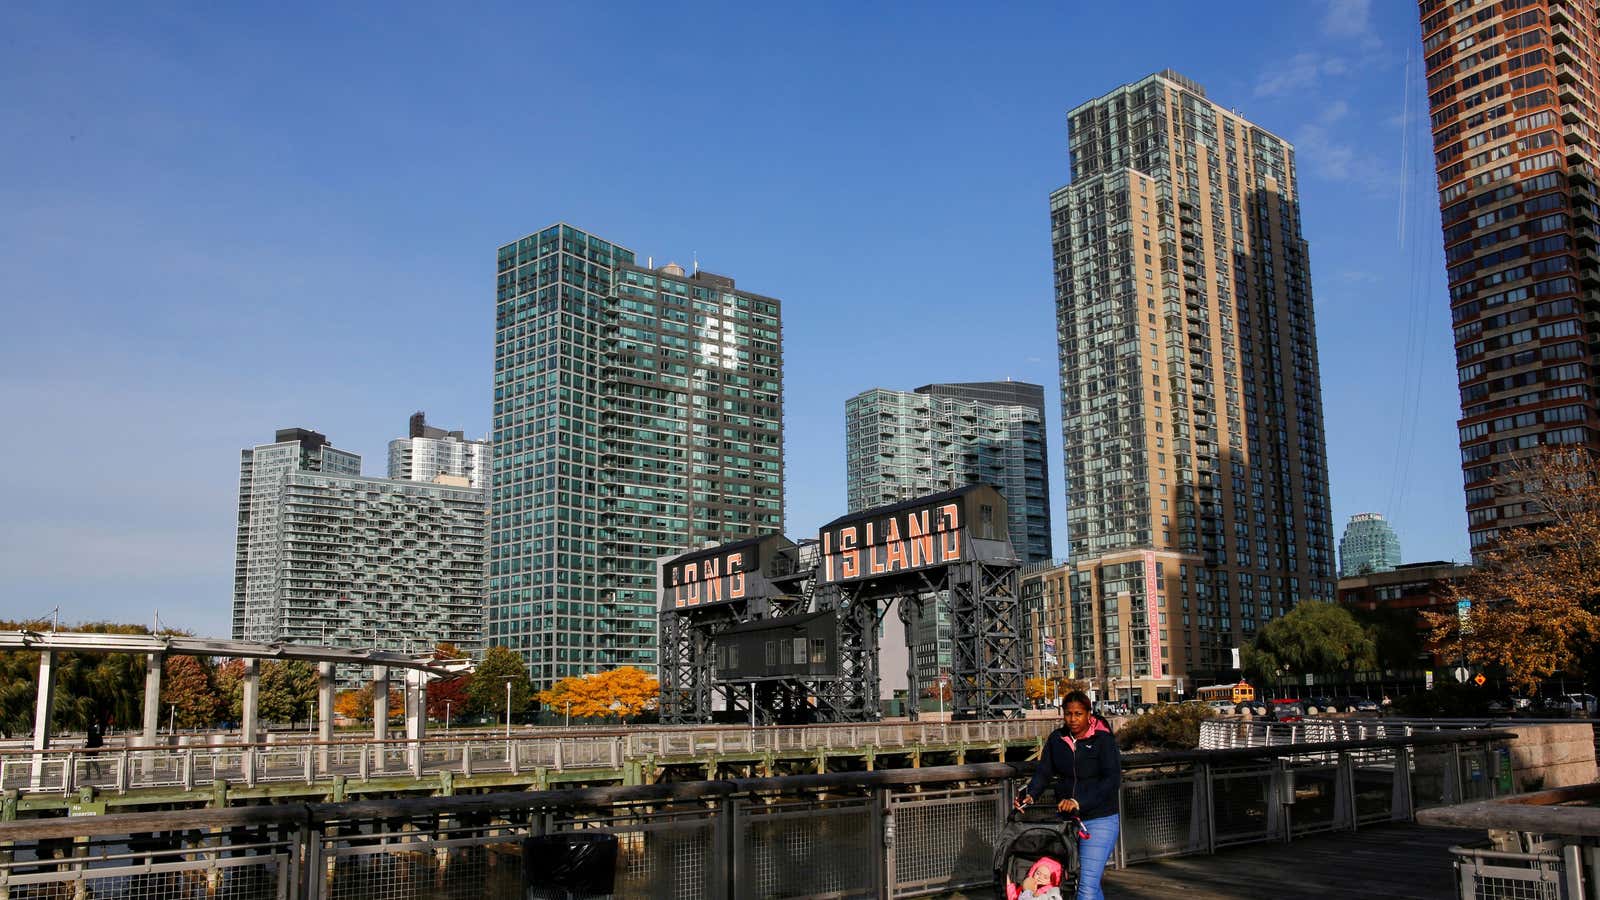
[[0, 731, 1518, 900]]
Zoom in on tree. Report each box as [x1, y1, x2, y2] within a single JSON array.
[[1024, 676, 1090, 705], [214, 658, 245, 723], [257, 660, 318, 724], [466, 645, 533, 717], [537, 666, 659, 720], [334, 685, 402, 722], [1424, 448, 1600, 694], [161, 655, 221, 729], [922, 671, 953, 702], [1243, 601, 1376, 687], [427, 675, 470, 722]]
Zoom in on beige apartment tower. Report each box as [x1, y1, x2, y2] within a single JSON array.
[[1050, 71, 1335, 703], [1420, 0, 1600, 553]]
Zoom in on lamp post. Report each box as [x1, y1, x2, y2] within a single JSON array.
[[444, 700, 451, 735], [564, 700, 571, 728], [504, 679, 512, 739], [168, 704, 175, 736], [306, 701, 313, 734]]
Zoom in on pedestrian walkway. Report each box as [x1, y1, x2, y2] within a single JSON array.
[[1103, 822, 1480, 899]]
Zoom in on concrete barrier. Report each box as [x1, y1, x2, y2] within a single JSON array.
[[1503, 723, 1595, 790]]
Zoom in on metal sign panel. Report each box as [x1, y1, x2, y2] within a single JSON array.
[[825, 490, 972, 582], [662, 544, 754, 610]]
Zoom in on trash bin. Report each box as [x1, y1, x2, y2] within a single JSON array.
[[523, 832, 619, 899]]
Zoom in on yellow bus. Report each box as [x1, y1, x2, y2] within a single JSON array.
[[1194, 682, 1256, 705]]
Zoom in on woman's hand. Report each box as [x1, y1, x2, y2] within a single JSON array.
[[1013, 792, 1032, 811], [1056, 798, 1079, 814]]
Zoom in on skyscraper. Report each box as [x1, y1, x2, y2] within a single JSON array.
[[844, 382, 1052, 562], [1338, 512, 1402, 577], [388, 412, 490, 489], [232, 429, 485, 665], [844, 381, 1053, 693], [1050, 71, 1335, 701], [1420, 0, 1600, 553], [233, 428, 361, 640], [491, 224, 784, 686]]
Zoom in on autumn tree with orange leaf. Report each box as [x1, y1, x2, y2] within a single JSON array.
[[536, 666, 659, 721], [1424, 448, 1600, 694]]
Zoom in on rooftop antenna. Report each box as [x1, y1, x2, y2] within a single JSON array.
[[692, 251, 699, 274]]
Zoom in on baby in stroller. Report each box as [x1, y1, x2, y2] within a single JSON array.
[[992, 788, 1081, 900]]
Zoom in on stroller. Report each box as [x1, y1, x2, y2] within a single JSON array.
[[993, 789, 1081, 899]]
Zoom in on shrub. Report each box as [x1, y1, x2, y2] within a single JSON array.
[[1115, 703, 1215, 751]]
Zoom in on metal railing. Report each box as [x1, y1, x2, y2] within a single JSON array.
[[0, 718, 1054, 796], [0, 730, 1513, 899], [1199, 716, 1600, 751]]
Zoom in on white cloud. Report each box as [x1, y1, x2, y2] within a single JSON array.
[[1254, 52, 1350, 98], [1322, 0, 1374, 40]]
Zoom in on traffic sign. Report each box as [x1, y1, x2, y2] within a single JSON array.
[[1474, 673, 1486, 686], [1453, 666, 1469, 684]]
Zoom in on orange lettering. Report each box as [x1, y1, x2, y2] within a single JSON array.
[[907, 510, 929, 537], [940, 531, 961, 561], [884, 538, 908, 572], [884, 518, 901, 542], [911, 535, 934, 567], [937, 503, 960, 531], [730, 572, 746, 598]]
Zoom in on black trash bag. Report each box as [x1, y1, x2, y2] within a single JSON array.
[[523, 832, 619, 896]]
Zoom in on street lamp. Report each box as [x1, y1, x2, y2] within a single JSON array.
[[564, 700, 571, 728], [444, 700, 451, 735], [504, 679, 512, 739]]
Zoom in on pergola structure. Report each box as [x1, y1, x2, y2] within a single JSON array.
[[1, 631, 470, 784]]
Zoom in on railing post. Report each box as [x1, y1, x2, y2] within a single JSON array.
[[181, 749, 194, 791], [1335, 752, 1355, 831], [875, 785, 891, 899], [1393, 743, 1414, 821]]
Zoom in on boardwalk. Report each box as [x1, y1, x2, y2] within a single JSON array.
[[1103, 823, 1479, 899]]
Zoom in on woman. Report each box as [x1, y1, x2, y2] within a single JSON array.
[[1014, 691, 1121, 900]]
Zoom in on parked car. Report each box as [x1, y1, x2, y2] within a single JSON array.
[[1266, 699, 1305, 723], [1567, 693, 1598, 716], [1333, 696, 1380, 714], [1304, 696, 1337, 714]]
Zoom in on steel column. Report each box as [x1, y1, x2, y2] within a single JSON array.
[[30, 649, 55, 788], [316, 661, 334, 772], [240, 659, 260, 745]]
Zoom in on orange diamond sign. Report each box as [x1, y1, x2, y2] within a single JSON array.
[[1474, 674, 1486, 686]]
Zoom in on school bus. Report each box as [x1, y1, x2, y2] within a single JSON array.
[[1193, 682, 1256, 705]]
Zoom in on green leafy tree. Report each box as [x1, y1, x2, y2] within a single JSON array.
[[161, 655, 222, 729], [466, 645, 534, 718], [257, 660, 318, 724], [1243, 601, 1377, 687]]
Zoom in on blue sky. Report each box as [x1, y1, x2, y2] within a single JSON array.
[[0, 1, 1462, 637]]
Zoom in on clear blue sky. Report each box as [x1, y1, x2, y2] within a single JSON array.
[[0, 1, 1463, 637]]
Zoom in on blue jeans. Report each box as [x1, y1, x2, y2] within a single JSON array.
[[1074, 812, 1119, 900]]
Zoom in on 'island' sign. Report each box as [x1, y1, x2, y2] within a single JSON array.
[[817, 497, 966, 584]]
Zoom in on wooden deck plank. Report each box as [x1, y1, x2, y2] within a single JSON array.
[[1103, 824, 1480, 899]]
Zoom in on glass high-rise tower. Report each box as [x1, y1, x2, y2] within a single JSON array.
[[491, 224, 784, 686], [388, 412, 490, 489], [1338, 512, 1402, 577], [1051, 71, 1335, 700], [1419, 0, 1600, 553]]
